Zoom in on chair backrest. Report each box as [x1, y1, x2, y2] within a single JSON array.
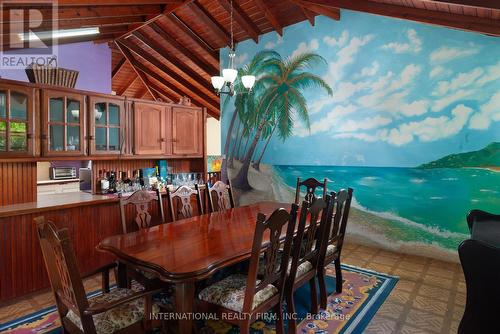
[[119, 189, 165, 234], [206, 180, 235, 212], [34, 216, 96, 333], [321, 188, 353, 258], [167, 185, 203, 221], [243, 205, 299, 313], [289, 197, 330, 281], [459, 238, 500, 334], [295, 177, 328, 206]]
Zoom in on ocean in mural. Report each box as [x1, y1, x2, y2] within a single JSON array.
[[220, 10, 500, 261], [274, 165, 499, 249]]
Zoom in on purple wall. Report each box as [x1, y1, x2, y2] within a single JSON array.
[[0, 42, 112, 94]]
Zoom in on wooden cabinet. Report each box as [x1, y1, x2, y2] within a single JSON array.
[[134, 102, 203, 157], [88, 95, 126, 155], [134, 101, 171, 155], [41, 89, 86, 156], [172, 106, 203, 156], [0, 82, 36, 157]]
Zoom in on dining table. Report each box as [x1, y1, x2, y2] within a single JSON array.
[[97, 201, 292, 334]]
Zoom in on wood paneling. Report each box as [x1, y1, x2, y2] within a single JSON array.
[[0, 184, 210, 302], [0, 162, 36, 206]]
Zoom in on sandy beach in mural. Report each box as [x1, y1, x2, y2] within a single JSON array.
[[228, 161, 462, 263]]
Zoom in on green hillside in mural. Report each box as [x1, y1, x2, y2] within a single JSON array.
[[419, 142, 500, 169]]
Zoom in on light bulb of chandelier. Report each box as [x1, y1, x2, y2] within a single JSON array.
[[241, 75, 256, 90], [211, 76, 225, 90], [222, 68, 238, 84]]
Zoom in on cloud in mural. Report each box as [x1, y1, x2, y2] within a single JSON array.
[[469, 92, 500, 130], [324, 34, 374, 85], [381, 29, 422, 53], [429, 66, 451, 79], [355, 61, 380, 78], [434, 67, 484, 96], [233, 53, 248, 67], [290, 39, 319, 58], [323, 30, 349, 48], [336, 104, 474, 146], [295, 104, 358, 137], [429, 46, 479, 64], [264, 34, 283, 50]]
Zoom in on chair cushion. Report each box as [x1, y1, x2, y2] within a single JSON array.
[[66, 288, 160, 334], [326, 244, 337, 257], [258, 252, 313, 278], [198, 274, 278, 312]]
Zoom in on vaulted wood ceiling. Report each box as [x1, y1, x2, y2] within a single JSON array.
[[2, 0, 500, 119]]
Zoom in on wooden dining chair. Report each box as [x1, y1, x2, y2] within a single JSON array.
[[196, 205, 299, 334], [119, 189, 165, 234], [205, 180, 235, 212], [119, 190, 167, 287], [295, 177, 328, 206], [167, 185, 203, 221], [34, 216, 161, 334], [285, 196, 333, 334], [317, 188, 353, 309]]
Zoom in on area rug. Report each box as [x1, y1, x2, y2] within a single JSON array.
[[0, 264, 398, 334]]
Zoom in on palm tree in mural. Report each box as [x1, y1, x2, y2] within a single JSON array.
[[221, 50, 280, 181], [252, 119, 277, 170], [232, 52, 333, 190]]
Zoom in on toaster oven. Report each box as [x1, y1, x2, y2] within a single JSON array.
[[50, 167, 77, 180]]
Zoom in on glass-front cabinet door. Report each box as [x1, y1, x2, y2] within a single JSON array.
[[0, 83, 36, 157], [89, 96, 125, 155], [42, 89, 86, 156]]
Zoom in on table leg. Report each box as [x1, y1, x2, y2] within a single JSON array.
[[175, 281, 195, 334], [116, 262, 128, 288]]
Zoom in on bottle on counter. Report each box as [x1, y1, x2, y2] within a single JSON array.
[[99, 169, 109, 194]]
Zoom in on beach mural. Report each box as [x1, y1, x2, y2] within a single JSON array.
[[220, 10, 500, 262]]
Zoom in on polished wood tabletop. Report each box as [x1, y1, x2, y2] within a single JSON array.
[[97, 201, 292, 283]]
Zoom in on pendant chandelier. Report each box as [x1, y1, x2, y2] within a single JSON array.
[[211, 0, 255, 96]]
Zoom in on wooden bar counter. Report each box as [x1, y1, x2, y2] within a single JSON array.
[[0, 191, 171, 303]]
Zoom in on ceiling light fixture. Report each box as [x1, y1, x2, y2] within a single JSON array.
[[19, 27, 100, 42], [211, 0, 255, 96]]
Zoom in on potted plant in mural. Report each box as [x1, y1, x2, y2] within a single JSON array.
[[228, 52, 333, 190]]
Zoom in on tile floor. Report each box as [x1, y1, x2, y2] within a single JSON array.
[[0, 241, 465, 334]]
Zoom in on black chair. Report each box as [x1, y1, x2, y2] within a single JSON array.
[[458, 210, 500, 334], [294, 177, 327, 206]]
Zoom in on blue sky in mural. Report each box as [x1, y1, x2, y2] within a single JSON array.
[[221, 10, 500, 167]]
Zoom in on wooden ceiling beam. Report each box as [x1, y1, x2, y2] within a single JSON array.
[[54, 1, 183, 5], [112, 57, 127, 78], [147, 81, 178, 102], [167, 14, 219, 60], [132, 31, 215, 92], [115, 40, 158, 100], [186, 1, 231, 45], [5, 5, 163, 22], [294, 0, 340, 21], [426, 0, 500, 10], [118, 38, 220, 110], [149, 22, 219, 75], [293, 1, 315, 26], [132, 58, 219, 117], [253, 0, 283, 36], [216, 0, 261, 43], [302, 0, 500, 36]]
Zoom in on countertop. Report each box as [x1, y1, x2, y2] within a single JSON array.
[[0, 192, 119, 218], [37, 178, 80, 185]]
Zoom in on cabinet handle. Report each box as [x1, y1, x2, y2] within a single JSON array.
[[160, 138, 166, 142], [41, 134, 48, 140], [172, 138, 177, 143], [88, 135, 95, 140], [27, 133, 33, 139]]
